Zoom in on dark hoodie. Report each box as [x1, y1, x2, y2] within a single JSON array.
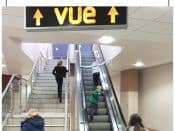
[[21, 116, 44, 131]]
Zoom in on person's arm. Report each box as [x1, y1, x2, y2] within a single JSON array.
[[52, 67, 56, 75], [65, 67, 68, 72]]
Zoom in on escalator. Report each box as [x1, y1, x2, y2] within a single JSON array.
[[78, 44, 126, 131], [81, 54, 112, 131]]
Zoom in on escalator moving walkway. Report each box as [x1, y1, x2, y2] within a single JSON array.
[[81, 53, 113, 131]]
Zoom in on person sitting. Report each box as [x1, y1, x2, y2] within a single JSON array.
[[21, 108, 45, 131], [88, 85, 102, 121], [127, 113, 149, 131]]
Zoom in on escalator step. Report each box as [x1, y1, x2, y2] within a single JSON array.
[[88, 122, 112, 130], [85, 87, 95, 91], [87, 102, 106, 108], [87, 108, 108, 115], [89, 129, 112, 131], [84, 81, 94, 84], [82, 68, 92, 71], [88, 115, 110, 122]]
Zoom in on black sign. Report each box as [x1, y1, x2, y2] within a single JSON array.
[[25, 6, 127, 30]]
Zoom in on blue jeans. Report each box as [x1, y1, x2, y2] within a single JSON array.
[[89, 103, 98, 116]]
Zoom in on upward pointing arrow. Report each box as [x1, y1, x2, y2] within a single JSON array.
[[107, 7, 119, 24], [33, 8, 43, 26]]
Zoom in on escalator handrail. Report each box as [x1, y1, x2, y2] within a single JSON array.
[[76, 46, 88, 131], [79, 46, 89, 131], [97, 45, 127, 126]]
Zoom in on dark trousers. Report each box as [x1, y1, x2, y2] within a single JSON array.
[[93, 72, 101, 86], [55, 77, 63, 100], [89, 103, 98, 116]]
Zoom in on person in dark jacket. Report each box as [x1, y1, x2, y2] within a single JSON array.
[[21, 108, 44, 131], [52, 60, 68, 103], [88, 85, 102, 121]]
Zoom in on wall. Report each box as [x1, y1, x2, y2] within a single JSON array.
[[100, 45, 122, 64], [2, 53, 8, 74], [120, 69, 139, 121], [21, 43, 52, 62], [139, 63, 173, 131], [110, 73, 121, 102], [3, 39, 33, 75], [52, 44, 68, 59], [69, 44, 76, 63], [2, 74, 12, 92]]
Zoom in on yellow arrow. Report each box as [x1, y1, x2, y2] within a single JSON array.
[[33, 8, 43, 26], [107, 6, 119, 24]]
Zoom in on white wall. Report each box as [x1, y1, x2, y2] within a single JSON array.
[[100, 45, 122, 64], [110, 73, 121, 102], [2, 53, 8, 74], [3, 39, 33, 75], [139, 63, 173, 131], [69, 44, 76, 63], [21, 43, 52, 62]]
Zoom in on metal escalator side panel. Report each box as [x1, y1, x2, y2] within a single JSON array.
[[96, 45, 127, 130], [75, 47, 88, 131]]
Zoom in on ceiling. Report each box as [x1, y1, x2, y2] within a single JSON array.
[[2, 7, 173, 75]]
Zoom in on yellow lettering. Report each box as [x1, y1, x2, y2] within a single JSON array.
[[54, 7, 68, 25], [69, 7, 82, 25], [83, 6, 96, 24]]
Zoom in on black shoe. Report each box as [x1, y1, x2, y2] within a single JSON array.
[[60, 99, 62, 103]]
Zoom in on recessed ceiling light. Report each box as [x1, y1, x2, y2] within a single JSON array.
[[56, 48, 59, 51], [98, 36, 115, 44], [133, 61, 144, 67]]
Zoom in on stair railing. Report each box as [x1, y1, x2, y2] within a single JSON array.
[[39, 52, 47, 73], [2, 74, 16, 121], [2, 74, 28, 128], [2, 52, 47, 120], [64, 45, 71, 131], [25, 52, 46, 110], [94, 45, 127, 130]]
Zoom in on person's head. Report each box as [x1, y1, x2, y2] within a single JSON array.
[[57, 60, 62, 66], [96, 85, 102, 92], [28, 108, 39, 117], [128, 113, 144, 127]]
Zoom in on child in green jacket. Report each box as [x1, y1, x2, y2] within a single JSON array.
[[89, 85, 102, 121]]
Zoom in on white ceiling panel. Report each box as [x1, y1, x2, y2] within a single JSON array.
[[3, 7, 24, 17], [138, 0, 168, 6], [129, 7, 170, 21], [128, 7, 140, 16], [128, 18, 148, 30], [137, 21, 170, 33], [128, 30, 171, 44], [154, 9, 173, 23], [3, 15, 24, 28], [161, 24, 173, 34]]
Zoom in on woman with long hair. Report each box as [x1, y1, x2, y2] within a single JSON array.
[[127, 113, 149, 131]]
